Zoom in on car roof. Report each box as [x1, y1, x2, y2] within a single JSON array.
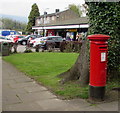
[[40, 36, 62, 39], [47, 36, 62, 38], [41, 37, 48, 39], [0, 36, 5, 38]]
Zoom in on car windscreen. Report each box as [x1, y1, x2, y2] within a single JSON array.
[[25, 36, 30, 39], [41, 37, 48, 40], [57, 37, 63, 41], [0, 36, 9, 40], [0, 37, 6, 39], [18, 36, 25, 38], [52, 37, 63, 41]]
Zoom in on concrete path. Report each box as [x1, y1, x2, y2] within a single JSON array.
[[2, 60, 119, 111]]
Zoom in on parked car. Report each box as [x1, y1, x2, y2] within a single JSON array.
[[13, 35, 26, 43], [32, 37, 43, 47], [18, 35, 42, 45], [6, 35, 26, 43], [6, 35, 15, 42], [0, 36, 14, 43], [34, 36, 63, 50]]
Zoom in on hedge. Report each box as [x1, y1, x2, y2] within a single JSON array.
[[86, 2, 120, 79]]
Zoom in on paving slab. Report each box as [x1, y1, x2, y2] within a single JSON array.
[[2, 94, 22, 106], [3, 102, 43, 111], [36, 98, 73, 111], [65, 99, 90, 107], [24, 85, 48, 93], [16, 90, 57, 103], [2, 79, 16, 85], [96, 101, 119, 111], [14, 77, 33, 83], [64, 99, 96, 111], [8, 81, 38, 89], [12, 88, 28, 95]]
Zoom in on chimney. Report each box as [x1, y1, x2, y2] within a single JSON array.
[[55, 9, 59, 13], [44, 11, 47, 15]]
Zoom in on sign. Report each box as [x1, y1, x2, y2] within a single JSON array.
[[101, 52, 106, 62], [10, 32, 14, 35], [67, 29, 77, 32]]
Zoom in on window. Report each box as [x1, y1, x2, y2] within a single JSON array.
[[52, 16, 55, 21], [47, 38, 52, 40], [37, 20, 41, 24], [18, 36, 25, 38]]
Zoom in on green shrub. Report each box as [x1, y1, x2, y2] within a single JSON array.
[[24, 49, 33, 53], [60, 41, 82, 53]]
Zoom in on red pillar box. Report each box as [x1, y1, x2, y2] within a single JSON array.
[[88, 34, 110, 101]]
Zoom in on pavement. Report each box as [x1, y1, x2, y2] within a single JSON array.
[[1, 48, 119, 111]]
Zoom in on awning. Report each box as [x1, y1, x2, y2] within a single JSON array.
[[32, 24, 89, 30]]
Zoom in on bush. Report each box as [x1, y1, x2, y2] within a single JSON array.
[[24, 49, 32, 53], [60, 41, 82, 53]]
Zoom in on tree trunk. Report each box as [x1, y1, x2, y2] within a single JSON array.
[[57, 37, 89, 86]]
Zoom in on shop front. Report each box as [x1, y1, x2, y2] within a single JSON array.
[[32, 24, 89, 40]]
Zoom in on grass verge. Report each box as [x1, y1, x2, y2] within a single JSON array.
[[3, 52, 89, 99]]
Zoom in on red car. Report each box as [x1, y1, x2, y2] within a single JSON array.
[[13, 35, 26, 43]]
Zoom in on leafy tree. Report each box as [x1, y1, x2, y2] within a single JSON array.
[[0, 17, 26, 32], [69, 4, 82, 17], [26, 3, 40, 34]]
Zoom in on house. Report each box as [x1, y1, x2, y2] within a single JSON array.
[[32, 9, 89, 40]]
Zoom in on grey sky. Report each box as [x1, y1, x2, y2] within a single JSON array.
[[0, 0, 85, 17]]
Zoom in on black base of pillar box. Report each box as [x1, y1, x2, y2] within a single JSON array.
[[89, 85, 105, 101]]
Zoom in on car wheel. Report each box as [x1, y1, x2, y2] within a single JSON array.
[[22, 41, 27, 45]]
